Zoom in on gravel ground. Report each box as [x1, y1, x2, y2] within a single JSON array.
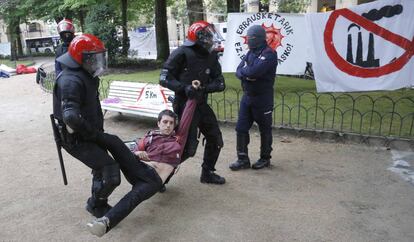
[[0, 71, 413, 242]]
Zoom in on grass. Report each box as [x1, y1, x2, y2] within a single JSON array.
[[0, 58, 35, 68], [101, 70, 414, 138]]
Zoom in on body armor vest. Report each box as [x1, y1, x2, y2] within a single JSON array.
[[53, 68, 104, 132], [176, 47, 217, 100]]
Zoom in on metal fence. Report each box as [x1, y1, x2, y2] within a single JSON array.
[[39, 68, 414, 140]]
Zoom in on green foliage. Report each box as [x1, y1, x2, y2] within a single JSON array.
[[276, 0, 311, 13], [108, 57, 163, 69], [84, 3, 121, 65], [128, 0, 156, 26]]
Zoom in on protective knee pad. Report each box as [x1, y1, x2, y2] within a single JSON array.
[[94, 164, 121, 201]]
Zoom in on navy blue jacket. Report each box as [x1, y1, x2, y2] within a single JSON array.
[[236, 46, 278, 96]]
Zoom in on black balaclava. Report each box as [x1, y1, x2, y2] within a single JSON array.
[[60, 32, 74, 45], [246, 25, 267, 51]]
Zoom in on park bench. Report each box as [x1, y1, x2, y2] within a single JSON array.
[[101, 81, 174, 118]]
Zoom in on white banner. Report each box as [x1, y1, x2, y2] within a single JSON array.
[[221, 13, 309, 75], [0, 43, 11, 56], [306, 0, 414, 92]]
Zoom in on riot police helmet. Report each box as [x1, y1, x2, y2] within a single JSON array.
[[184, 20, 224, 53], [57, 18, 75, 44], [57, 33, 108, 77]]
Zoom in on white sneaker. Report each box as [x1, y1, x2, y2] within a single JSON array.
[[86, 216, 109, 237]]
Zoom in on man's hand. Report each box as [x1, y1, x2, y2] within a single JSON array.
[[134, 150, 150, 160], [192, 80, 201, 89]]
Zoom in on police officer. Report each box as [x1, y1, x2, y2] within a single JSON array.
[[55, 18, 75, 76], [229, 25, 278, 171], [160, 20, 226, 185], [53, 34, 121, 217]]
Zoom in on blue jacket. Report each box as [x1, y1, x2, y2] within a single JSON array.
[[236, 46, 278, 96]]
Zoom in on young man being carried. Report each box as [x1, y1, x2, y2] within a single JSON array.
[[86, 80, 202, 237]]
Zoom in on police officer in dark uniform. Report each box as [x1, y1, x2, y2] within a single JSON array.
[[160, 20, 226, 185], [53, 33, 121, 217], [229, 25, 278, 171], [55, 18, 75, 76]]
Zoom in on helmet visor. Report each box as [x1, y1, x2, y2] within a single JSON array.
[[198, 25, 225, 52], [82, 51, 108, 77]]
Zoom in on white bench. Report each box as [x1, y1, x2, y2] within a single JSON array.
[[101, 81, 174, 118]]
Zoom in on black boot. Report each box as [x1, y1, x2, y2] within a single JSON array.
[[252, 158, 270, 169], [86, 197, 112, 218], [200, 168, 226, 184], [252, 132, 272, 169], [229, 132, 251, 171]]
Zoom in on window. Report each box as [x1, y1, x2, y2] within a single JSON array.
[[28, 23, 41, 33]]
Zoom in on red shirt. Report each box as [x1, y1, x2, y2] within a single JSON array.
[[133, 99, 196, 167]]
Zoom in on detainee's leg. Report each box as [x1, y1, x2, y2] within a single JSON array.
[[87, 162, 163, 237]]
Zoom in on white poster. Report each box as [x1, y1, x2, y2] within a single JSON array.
[[0, 43, 11, 56], [222, 13, 309, 75], [306, 0, 414, 92]]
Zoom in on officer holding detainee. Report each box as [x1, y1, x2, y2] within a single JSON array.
[[160, 20, 226, 185], [53, 33, 120, 218], [229, 25, 278, 171]]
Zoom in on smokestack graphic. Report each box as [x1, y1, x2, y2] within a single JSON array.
[[345, 4, 402, 68]]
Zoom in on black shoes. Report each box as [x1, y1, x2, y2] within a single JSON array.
[[200, 169, 226, 184], [229, 159, 251, 171], [86, 198, 112, 218], [252, 158, 270, 169]]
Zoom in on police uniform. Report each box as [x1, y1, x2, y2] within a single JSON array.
[[53, 53, 120, 218], [160, 44, 226, 183]]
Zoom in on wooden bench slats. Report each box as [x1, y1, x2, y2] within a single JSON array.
[[101, 81, 174, 119]]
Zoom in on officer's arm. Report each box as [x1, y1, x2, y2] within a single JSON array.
[[205, 54, 225, 93], [240, 51, 278, 80], [159, 50, 186, 93], [236, 55, 248, 80], [60, 79, 100, 140]]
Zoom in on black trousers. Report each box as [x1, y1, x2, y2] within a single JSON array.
[[97, 134, 163, 229], [175, 101, 223, 171], [64, 140, 120, 207]]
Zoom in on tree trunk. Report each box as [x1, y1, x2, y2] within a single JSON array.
[[7, 20, 19, 61], [186, 0, 204, 24], [15, 17, 23, 57], [121, 0, 129, 57], [155, 0, 170, 61], [227, 0, 240, 13], [78, 10, 85, 33]]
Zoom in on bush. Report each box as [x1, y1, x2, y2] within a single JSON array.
[[109, 57, 163, 69]]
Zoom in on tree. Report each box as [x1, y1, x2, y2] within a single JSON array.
[[120, 0, 129, 57], [155, 0, 169, 61], [270, 0, 311, 13], [186, 0, 204, 24], [0, 0, 26, 60], [85, 3, 121, 65], [205, 0, 226, 22]]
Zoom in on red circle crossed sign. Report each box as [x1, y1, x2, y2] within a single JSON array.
[[324, 8, 414, 78]]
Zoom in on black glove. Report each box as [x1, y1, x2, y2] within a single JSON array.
[[185, 85, 197, 99]]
